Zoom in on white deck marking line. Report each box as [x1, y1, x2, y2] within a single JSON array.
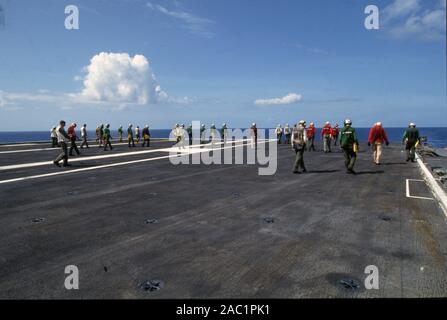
[[415, 153, 447, 216], [0, 139, 253, 171], [0, 140, 171, 154], [0, 139, 273, 185], [405, 179, 434, 200], [0, 137, 199, 148]]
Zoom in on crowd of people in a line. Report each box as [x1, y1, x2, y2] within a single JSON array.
[[50, 120, 421, 174]]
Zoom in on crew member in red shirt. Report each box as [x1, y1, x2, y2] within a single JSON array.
[[321, 122, 332, 153], [306, 122, 316, 151], [67, 123, 81, 156], [367, 122, 389, 165], [331, 124, 340, 146]]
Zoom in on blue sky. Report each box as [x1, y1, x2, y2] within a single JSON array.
[[0, 0, 445, 130]]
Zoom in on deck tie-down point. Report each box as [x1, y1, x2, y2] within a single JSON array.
[[32, 217, 45, 223], [145, 219, 159, 224], [340, 279, 360, 290], [140, 280, 164, 292], [264, 217, 275, 224]]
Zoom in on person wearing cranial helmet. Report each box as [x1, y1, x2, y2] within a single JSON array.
[[292, 120, 308, 174], [340, 119, 359, 174], [367, 121, 389, 165], [402, 122, 420, 163]]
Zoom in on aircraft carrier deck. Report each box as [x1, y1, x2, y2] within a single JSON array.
[[0, 138, 446, 298]]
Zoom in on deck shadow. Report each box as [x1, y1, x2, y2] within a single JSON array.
[[307, 169, 340, 174], [355, 170, 385, 175], [380, 162, 407, 165]]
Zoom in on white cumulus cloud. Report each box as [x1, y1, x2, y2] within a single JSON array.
[[78, 52, 167, 104], [382, 0, 446, 41], [254, 93, 302, 106]]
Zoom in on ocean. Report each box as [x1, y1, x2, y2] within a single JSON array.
[[0, 127, 446, 148]]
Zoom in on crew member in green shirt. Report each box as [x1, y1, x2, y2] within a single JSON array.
[[402, 122, 420, 162], [103, 124, 113, 151], [340, 119, 359, 174], [117, 125, 123, 142]]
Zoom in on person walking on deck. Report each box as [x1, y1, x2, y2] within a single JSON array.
[[135, 126, 141, 144], [68, 123, 80, 156], [117, 125, 123, 142], [292, 120, 308, 174], [80, 124, 89, 149], [173, 124, 185, 149], [53, 120, 71, 167], [368, 122, 389, 165], [340, 119, 359, 174], [142, 125, 151, 147], [402, 123, 420, 163], [331, 124, 340, 146], [221, 123, 228, 144], [103, 124, 113, 151], [187, 124, 193, 145], [95, 125, 100, 144], [127, 124, 135, 147], [50, 127, 58, 148], [275, 124, 283, 144], [321, 122, 332, 153], [284, 124, 291, 144], [250, 123, 258, 149], [200, 124, 206, 144], [99, 124, 104, 147], [306, 122, 316, 151], [210, 123, 218, 147]]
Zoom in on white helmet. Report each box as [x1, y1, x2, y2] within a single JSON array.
[[409, 122, 416, 127], [344, 119, 352, 125], [325, 121, 330, 125], [298, 120, 306, 125], [376, 122, 382, 126], [252, 122, 256, 126]]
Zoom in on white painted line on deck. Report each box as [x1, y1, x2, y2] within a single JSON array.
[[0, 139, 273, 185], [415, 153, 447, 216], [0, 139, 252, 171], [0, 140, 170, 154], [405, 179, 434, 200]]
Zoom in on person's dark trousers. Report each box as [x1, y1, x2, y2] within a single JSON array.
[[324, 136, 332, 152], [293, 145, 306, 172], [51, 137, 58, 148], [406, 142, 416, 162], [69, 138, 80, 156], [80, 137, 89, 149], [308, 137, 315, 151], [104, 138, 113, 150], [189, 134, 193, 145], [55, 142, 69, 166], [277, 134, 282, 144], [333, 135, 338, 146], [342, 147, 357, 171], [142, 138, 150, 147], [119, 134, 123, 142], [128, 137, 135, 147], [285, 134, 291, 144]]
